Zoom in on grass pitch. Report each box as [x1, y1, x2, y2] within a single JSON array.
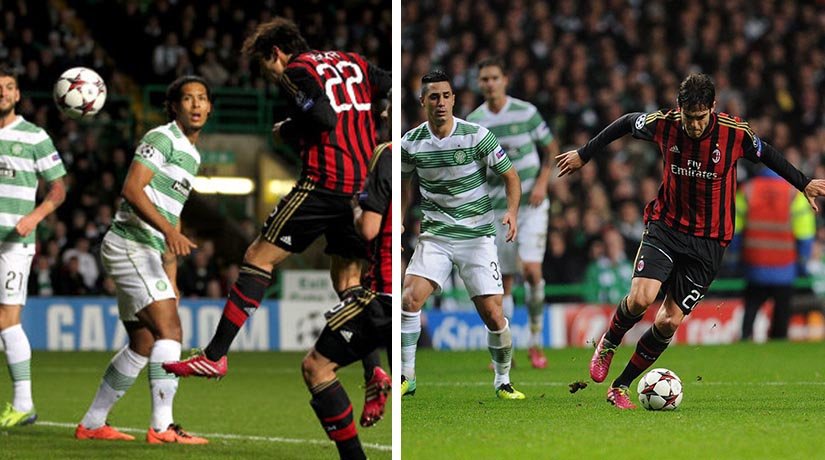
[[0, 352, 391, 459], [401, 342, 825, 460]]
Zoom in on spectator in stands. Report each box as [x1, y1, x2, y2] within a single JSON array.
[[55, 256, 88, 296], [61, 237, 99, 291], [731, 167, 816, 340], [28, 256, 55, 297], [582, 227, 632, 304]]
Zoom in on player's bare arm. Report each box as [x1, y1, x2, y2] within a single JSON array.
[[15, 178, 66, 237], [530, 139, 558, 205], [500, 167, 521, 242], [122, 161, 196, 256]]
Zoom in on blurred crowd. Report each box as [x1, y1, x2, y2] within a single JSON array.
[[0, 0, 389, 298], [402, 0, 825, 302]]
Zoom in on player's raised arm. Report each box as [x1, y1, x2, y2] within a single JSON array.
[[556, 112, 646, 177], [749, 136, 825, 211]]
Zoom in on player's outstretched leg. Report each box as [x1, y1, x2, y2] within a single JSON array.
[[488, 319, 525, 400], [310, 379, 367, 460], [77, 345, 147, 439], [590, 296, 643, 382], [163, 262, 270, 378], [526, 279, 547, 369], [360, 366, 391, 427], [400, 310, 420, 397], [0, 324, 36, 427]]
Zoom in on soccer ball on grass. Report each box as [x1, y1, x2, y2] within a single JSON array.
[[53, 67, 106, 119], [637, 368, 683, 410]]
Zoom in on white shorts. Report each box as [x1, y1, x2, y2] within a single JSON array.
[[406, 235, 503, 298], [101, 232, 176, 322], [0, 247, 33, 305], [494, 200, 549, 274]]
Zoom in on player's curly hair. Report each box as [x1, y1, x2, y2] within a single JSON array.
[[164, 75, 212, 122], [242, 17, 311, 60], [677, 73, 715, 111]]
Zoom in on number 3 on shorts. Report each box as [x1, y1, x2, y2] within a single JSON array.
[[490, 261, 500, 281]]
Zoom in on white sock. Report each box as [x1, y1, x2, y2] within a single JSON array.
[[81, 346, 148, 429], [149, 339, 181, 431], [487, 318, 513, 388], [1, 324, 33, 412], [501, 294, 514, 321], [401, 310, 421, 380]]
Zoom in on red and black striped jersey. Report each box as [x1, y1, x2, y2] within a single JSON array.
[[632, 110, 763, 244], [280, 50, 391, 195], [359, 142, 392, 294]]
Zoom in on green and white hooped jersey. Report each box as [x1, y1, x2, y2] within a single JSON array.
[[0, 116, 66, 250], [401, 117, 512, 240], [111, 121, 200, 253], [466, 97, 553, 211]]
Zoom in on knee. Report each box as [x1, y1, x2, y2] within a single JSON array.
[[402, 289, 424, 312], [155, 319, 182, 342], [244, 244, 274, 273], [627, 287, 657, 312], [477, 298, 506, 330], [654, 310, 682, 336], [301, 350, 322, 386]]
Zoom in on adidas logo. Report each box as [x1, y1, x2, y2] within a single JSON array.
[[669, 145, 680, 153], [340, 330, 353, 342], [280, 235, 292, 245]]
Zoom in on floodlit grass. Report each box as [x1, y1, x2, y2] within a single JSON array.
[[1, 352, 391, 459], [401, 342, 825, 460]]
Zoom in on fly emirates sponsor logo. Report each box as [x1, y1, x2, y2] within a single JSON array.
[[671, 159, 718, 179]]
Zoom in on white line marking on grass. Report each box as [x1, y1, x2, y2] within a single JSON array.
[[37, 421, 391, 452], [422, 381, 825, 387]]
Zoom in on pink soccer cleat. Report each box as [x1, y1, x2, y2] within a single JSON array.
[[162, 352, 227, 379], [528, 346, 548, 369], [589, 334, 615, 383], [606, 386, 637, 409], [360, 367, 391, 427]]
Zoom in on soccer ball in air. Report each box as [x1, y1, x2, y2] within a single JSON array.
[[53, 67, 107, 119], [637, 368, 683, 410]]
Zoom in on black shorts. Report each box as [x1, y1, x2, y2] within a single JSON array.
[[314, 289, 391, 367], [632, 221, 725, 315], [261, 180, 366, 259]]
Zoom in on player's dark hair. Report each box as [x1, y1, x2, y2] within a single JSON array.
[[677, 73, 715, 111], [0, 64, 18, 83], [164, 75, 212, 121], [241, 17, 311, 60], [477, 56, 506, 73], [421, 70, 452, 96]]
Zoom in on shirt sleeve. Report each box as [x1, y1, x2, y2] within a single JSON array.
[[629, 111, 662, 142], [32, 134, 66, 181], [528, 109, 554, 146], [476, 127, 512, 175], [133, 131, 172, 172], [280, 65, 337, 132], [361, 147, 391, 214], [401, 138, 415, 178]]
